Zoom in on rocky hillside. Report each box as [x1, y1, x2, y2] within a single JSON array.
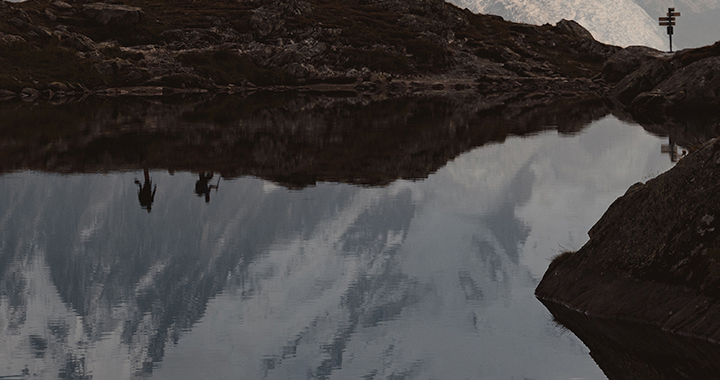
[[449, 0, 666, 49], [0, 0, 618, 97]]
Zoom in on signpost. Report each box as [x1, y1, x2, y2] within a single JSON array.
[[659, 7, 681, 52]]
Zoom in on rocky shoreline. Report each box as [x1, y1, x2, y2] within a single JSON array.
[[6, 0, 720, 366], [536, 136, 720, 345], [0, 0, 617, 101], [2, 0, 720, 123]]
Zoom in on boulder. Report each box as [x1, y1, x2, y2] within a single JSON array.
[[160, 29, 224, 50], [631, 56, 720, 115], [82, 3, 145, 27], [93, 58, 133, 77], [249, 7, 284, 38], [62, 33, 97, 52], [0, 31, 25, 45], [610, 57, 678, 105], [47, 82, 69, 92], [20, 87, 39, 99], [556, 19, 594, 40], [602, 45, 664, 83], [536, 136, 720, 343], [52, 1, 73, 11], [283, 62, 317, 78]]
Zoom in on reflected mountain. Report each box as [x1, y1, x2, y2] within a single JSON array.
[[0, 93, 684, 379], [542, 299, 720, 380], [0, 174, 432, 377], [0, 92, 612, 188]]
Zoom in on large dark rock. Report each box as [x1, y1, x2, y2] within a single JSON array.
[[610, 57, 679, 105], [602, 45, 663, 83], [536, 137, 720, 343], [81, 3, 145, 26], [631, 56, 720, 116]]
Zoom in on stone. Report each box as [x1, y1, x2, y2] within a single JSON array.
[[556, 19, 594, 40], [53, 1, 73, 11], [283, 62, 317, 79], [93, 58, 133, 77], [47, 82, 69, 92], [602, 45, 664, 83], [45, 8, 57, 21], [20, 87, 39, 99], [610, 58, 678, 105], [631, 56, 720, 115], [249, 7, 284, 38], [62, 33, 97, 52], [82, 3, 145, 27], [0, 31, 25, 45]]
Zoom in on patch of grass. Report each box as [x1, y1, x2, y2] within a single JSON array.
[[178, 49, 296, 86], [548, 250, 576, 271]]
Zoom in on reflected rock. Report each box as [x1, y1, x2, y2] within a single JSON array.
[[543, 300, 720, 380], [0, 92, 610, 188]]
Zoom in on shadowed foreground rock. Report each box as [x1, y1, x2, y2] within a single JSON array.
[[537, 137, 720, 346]]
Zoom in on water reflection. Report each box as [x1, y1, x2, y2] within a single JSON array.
[[193, 172, 220, 203], [135, 168, 157, 212], [1, 92, 704, 379], [0, 92, 612, 187], [543, 299, 720, 380]]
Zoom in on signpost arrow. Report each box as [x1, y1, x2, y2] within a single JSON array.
[[659, 7, 680, 52]]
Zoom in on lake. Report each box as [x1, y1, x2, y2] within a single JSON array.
[[0, 93, 679, 379]]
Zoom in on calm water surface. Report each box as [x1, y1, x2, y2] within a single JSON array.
[[0, 97, 677, 379]]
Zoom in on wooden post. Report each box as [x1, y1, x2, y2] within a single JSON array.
[[659, 8, 680, 53]]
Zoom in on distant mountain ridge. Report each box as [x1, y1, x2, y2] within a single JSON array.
[[450, 0, 667, 49]]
